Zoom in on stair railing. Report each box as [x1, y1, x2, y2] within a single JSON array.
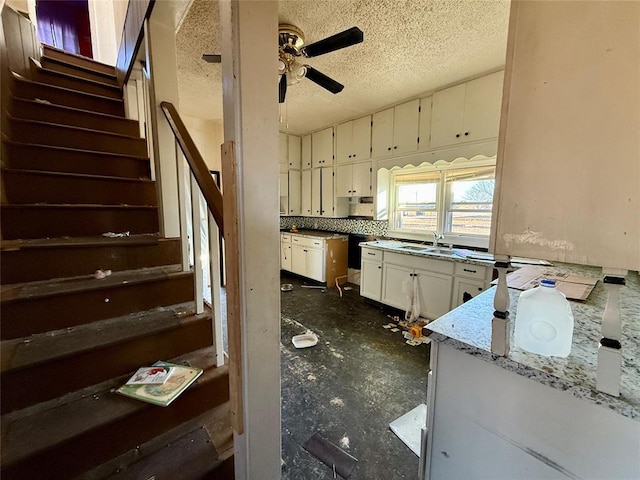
[[160, 101, 225, 368]]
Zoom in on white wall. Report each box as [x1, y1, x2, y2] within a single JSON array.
[[181, 115, 224, 172], [112, 0, 128, 50], [88, 0, 117, 65]]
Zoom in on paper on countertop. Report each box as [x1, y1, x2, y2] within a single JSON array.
[[495, 265, 598, 301]]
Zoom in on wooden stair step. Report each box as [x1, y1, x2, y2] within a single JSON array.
[[8, 97, 139, 136], [1, 235, 180, 284], [2, 141, 151, 179], [11, 72, 125, 117], [7, 116, 148, 156], [41, 54, 118, 86], [1, 348, 229, 480], [1, 304, 213, 414], [0, 203, 159, 240], [42, 44, 117, 76], [0, 265, 193, 339], [2, 168, 157, 206], [30, 58, 122, 99], [80, 401, 233, 480]]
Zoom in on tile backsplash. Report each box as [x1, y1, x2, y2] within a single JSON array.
[[280, 216, 388, 236]]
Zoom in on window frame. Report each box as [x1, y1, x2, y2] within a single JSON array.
[[387, 159, 497, 248]]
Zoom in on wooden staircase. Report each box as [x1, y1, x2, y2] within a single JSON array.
[[1, 45, 233, 479]]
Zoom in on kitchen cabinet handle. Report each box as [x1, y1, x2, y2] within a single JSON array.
[[464, 268, 477, 273], [464, 132, 469, 136], [367, 252, 376, 256], [455, 133, 461, 138], [353, 153, 356, 157], [387, 147, 391, 151], [393, 146, 397, 149], [377, 265, 382, 269]]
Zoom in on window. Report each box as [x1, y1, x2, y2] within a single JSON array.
[[389, 163, 496, 246]]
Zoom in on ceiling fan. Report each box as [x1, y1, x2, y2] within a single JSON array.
[[203, 24, 364, 103]]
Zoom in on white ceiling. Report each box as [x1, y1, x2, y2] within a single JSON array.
[[176, 0, 511, 135]]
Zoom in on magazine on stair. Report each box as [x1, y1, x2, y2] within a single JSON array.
[[116, 361, 203, 407]]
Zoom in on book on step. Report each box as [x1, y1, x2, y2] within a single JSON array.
[[116, 361, 203, 407], [125, 365, 175, 385]]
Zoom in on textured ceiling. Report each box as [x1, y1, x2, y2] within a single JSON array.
[[176, 0, 510, 135]]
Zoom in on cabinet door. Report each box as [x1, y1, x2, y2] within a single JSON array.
[[352, 115, 372, 161], [306, 247, 325, 282], [452, 277, 486, 309], [430, 83, 466, 148], [382, 263, 413, 310], [312, 127, 333, 167], [416, 269, 453, 320], [288, 170, 301, 215], [336, 120, 353, 164], [288, 135, 301, 169], [361, 259, 383, 301], [291, 244, 306, 276], [302, 134, 312, 168], [320, 167, 334, 217], [301, 169, 312, 215], [279, 172, 288, 215], [393, 99, 420, 155], [281, 243, 292, 271], [311, 168, 322, 216], [279, 132, 288, 165], [371, 107, 394, 158], [351, 161, 371, 197], [336, 164, 353, 197], [418, 96, 432, 150], [462, 70, 504, 142]]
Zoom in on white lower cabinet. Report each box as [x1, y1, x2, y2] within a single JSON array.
[[291, 244, 324, 282], [416, 269, 454, 320], [361, 247, 491, 320], [281, 236, 292, 271], [284, 234, 348, 284]]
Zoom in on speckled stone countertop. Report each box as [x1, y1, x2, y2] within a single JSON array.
[[281, 229, 348, 239], [359, 240, 496, 267], [427, 262, 640, 421]]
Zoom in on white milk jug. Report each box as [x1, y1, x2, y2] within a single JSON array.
[[514, 279, 574, 357]]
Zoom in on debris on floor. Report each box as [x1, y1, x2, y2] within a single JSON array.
[[303, 432, 358, 479], [292, 333, 319, 348]]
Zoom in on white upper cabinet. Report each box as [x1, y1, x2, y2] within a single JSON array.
[[301, 169, 312, 216], [337, 162, 372, 197], [336, 115, 371, 164], [320, 166, 334, 217], [288, 135, 301, 169], [288, 170, 301, 215], [279, 132, 288, 165], [372, 99, 419, 157], [311, 168, 321, 216], [311, 127, 334, 168], [418, 96, 432, 150], [301, 134, 312, 169], [430, 71, 504, 148]]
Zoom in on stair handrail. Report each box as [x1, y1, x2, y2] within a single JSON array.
[[160, 101, 224, 236]]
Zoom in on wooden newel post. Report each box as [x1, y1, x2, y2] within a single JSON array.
[[492, 260, 511, 356]]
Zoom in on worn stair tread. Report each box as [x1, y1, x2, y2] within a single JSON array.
[[1, 302, 199, 372], [42, 45, 117, 74], [78, 403, 232, 480], [1, 234, 161, 251], [2, 168, 154, 184], [1, 347, 228, 468], [9, 97, 138, 133], [1, 203, 157, 210], [7, 114, 147, 144], [3, 139, 149, 162], [1, 264, 185, 303], [41, 54, 118, 83], [30, 57, 122, 93], [12, 71, 123, 104]]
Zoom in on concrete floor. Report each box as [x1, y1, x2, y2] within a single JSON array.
[[280, 272, 430, 479]]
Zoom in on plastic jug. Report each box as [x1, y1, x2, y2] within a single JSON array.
[[514, 279, 574, 357]]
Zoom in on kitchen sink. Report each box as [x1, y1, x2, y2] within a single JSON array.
[[425, 247, 454, 255], [399, 245, 430, 252]]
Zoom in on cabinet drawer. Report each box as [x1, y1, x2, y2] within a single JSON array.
[[454, 262, 488, 281], [385, 251, 454, 275], [291, 235, 324, 249], [361, 248, 382, 261], [281, 233, 291, 243]]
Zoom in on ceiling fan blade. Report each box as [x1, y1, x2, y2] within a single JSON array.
[[202, 54, 222, 63], [304, 66, 344, 94], [279, 74, 287, 103], [301, 26, 363, 58]]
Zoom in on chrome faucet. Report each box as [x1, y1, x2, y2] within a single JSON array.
[[433, 232, 444, 248]]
